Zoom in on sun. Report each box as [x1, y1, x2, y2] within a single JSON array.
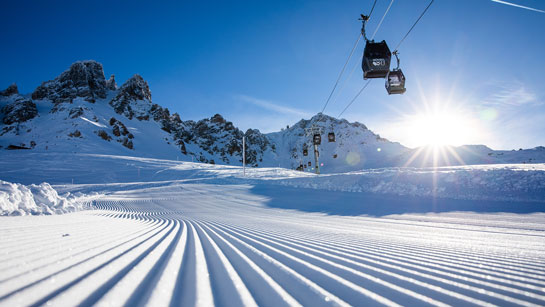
[[396, 107, 481, 168], [404, 109, 476, 147]]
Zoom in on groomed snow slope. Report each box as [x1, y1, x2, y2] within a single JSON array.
[[1, 153, 544, 305], [1, 183, 544, 306]]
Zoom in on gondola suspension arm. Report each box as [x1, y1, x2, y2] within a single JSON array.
[[393, 51, 400, 70]]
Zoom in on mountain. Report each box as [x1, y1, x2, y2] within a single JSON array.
[[1, 60, 544, 173], [268, 114, 408, 172]]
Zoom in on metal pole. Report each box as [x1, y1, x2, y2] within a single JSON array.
[[243, 136, 246, 176], [313, 144, 320, 174]]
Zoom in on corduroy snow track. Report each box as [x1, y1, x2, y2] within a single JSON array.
[[1, 183, 545, 307]]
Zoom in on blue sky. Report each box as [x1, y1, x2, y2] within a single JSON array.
[[1, 0, 544, 149]]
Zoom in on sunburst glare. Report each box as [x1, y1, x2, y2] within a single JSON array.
[[403, 108, 478, 147], [379, 80, 491, 168]]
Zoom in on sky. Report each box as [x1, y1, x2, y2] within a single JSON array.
[[1, 0, 544, 150]]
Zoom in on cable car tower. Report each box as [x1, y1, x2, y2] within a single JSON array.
[[304, 125, 323, 174]]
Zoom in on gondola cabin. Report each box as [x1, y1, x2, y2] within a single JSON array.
[[328, 132, 336, 142], [313, 134, 321, 145], [385, 69, 406, 95], [362, 40, 391, 79]]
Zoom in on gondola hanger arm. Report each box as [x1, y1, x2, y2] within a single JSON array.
[[393, 50, 400, 70], [359, 14, 370, 42]]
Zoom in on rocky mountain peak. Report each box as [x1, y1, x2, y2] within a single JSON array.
[[210, 114, 226, 124], [106, 74, 117, 91], [31, 60, 108, 103], [109, 74, 152, 120], [0, 84, 19, 96], [119, 74, 151, 101], [290, 113, 367, 131]]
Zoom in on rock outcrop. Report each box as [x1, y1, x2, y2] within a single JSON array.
[[178, 114, 273, 166], [106, 74, 117, 91], [244, 128, 272, 165], [32, 60, 107, 103], [1, 97, 38, 125], [109, 74, 152, 120], [0, 84, 19, 96]]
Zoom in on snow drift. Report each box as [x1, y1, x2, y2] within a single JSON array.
[[0, 180, 93, 216], [273, 164, 545, 202]]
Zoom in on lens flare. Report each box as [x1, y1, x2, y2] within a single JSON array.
[[480, 108, 498, 121], [345, 152, 360, 166]]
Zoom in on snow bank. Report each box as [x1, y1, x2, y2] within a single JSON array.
[[0, 180, 93, 216], [274, 166, 545, 202]]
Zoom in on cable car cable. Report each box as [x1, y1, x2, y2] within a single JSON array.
[[338, 80, 371, 117], [368, 0, 378, 19], [338, 0, 434, 116], [320, 33, 361, 114], [326, 0, 394, 114], [370, 0, 395, 41], [320, 0, 379, 115], [336, 1, 396, 117], [393, 0, 434, 52], [330, 53, 363, 107]]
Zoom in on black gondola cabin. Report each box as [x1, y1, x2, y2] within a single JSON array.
[[362, 40, 391, 79], [328, 132, 336, 142], [385, 69, 406, 95]]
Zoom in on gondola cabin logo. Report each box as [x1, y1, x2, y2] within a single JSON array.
[[372, 59, 385, 66]]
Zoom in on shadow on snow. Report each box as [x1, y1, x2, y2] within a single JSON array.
[[250, 184, 545, 217]]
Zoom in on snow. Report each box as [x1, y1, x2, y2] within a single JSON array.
[[274, 164, 545, 202], [267, 114, 409, 172], [0, 180, 97, 216], [0, 152, 543, 305], [80, 116, 107, 128], [0, 93, 184, 160], [0, 182, 544, 306], [1, 152, 544, 203]]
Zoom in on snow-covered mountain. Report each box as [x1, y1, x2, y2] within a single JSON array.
[[1, 60, 544, 173], [268, 115, 408, 172]]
